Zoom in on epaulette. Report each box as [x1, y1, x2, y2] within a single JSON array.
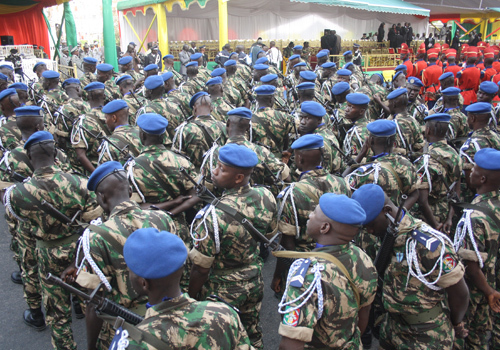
[[411, 226, 441, 252]]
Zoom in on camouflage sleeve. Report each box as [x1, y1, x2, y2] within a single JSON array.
[[80, 186, 103, 222], [278, 187, 304, 237], [356, 251, 378, 308], [259, 146, 290, 180], [189, 210, 217, 269], [420, 241, 465, 289], [182, 126, 207, 169], [398, 158, 419, 194]]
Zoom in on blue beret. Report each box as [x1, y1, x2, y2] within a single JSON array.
[[118, 56, 133, 65], [351, 184, 385, 225], [465, 102, 492, 114], [8, 82, 28, 91], [291, 134, 324, 150], [206, 76, 223, 86], [254, 64, 269, 71], [136, 113, 168, 135], [211, 68, 226, 77], [439, 72, 453, 81], [344, 62, 354, 69], [227, 107, 252, 119], [0, 88, 16, 101], [367, 120, 396, 136], [293, 45, 303, 50], [407, 77, 423, 88], [190, 53, 202, 60], [319, 193, 366, 225], [163, 54, 174, 59], [480, 81, 499, 94], [42, 70, 60, 79], [441, 87, 461, 96], [260, 74, 277, 83], [219, 143, 258, 168], [102, 99, 128, 114], [321, 62, 336, 69], [255, 57, 269, 64], [87, 161, 125, 191], [24, 130, 53, 149], [373, 73, 385, 83], [346, 93, 370, 105], [395, 64, 407, 71], [84, 82, 105, 91], [144, 75, 164, 90], [392, 71, 405, 81], [331, 81, 350, 95], [190, 91, 209, 108], [289, 54, 300, 61], [386, 87, 407, 100], [124, 228, 187, 279], [297, 82, 316, 90], [144, 64, 159, 72], [224, 59, 237, 67], [33, 62, 46, 72], [161, 71, 173, 82], [129, 42, 136, 46], [293, 62, 306, 68], [475, 148, 500, 171], [0, 73, 7, 81], [255, 85, 276, 95], [301, 101, 325, 117], [424, 113, 451, 123], [14, 106, 43, 117], [343, 50, 353, 56], [115, 75, 132, 85], [353, 43, 360, 48], [186, 61, 198, 68], [0, 64, 13, 70], [83, 57, 98, 64], [317, 51, 328, 58], [336, 69, 352, 76], [299, 71, 317, 81], [62, 78, 80, 88]]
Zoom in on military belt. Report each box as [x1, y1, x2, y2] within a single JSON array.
[[392, 304, 442, 325], [36, 233, 80, 249], [211, 266, 249, 276]]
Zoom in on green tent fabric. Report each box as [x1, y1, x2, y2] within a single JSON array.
[[64, 2, 78, 51], [290, 0, 430, 16]]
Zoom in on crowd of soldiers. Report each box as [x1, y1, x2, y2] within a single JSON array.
[[0, 36, 499, 350]]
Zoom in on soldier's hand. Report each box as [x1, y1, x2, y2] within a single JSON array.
[[453, 322, 468, 338], [359, 139, 370, 159], [487, 290, 500, 313], [61, 262, 78, 284], [282, 151, 292, 164], [271, 276, 282, 294], [172, 195, 192, 206]]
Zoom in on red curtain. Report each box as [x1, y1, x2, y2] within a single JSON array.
[[0, 4, 51, 58]]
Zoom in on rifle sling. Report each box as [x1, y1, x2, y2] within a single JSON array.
[[452, 202, 500, 229], [133, 157, 178, 201], [251, 113, 281, 150], [89, 114, 111, 136], [16, 184, 70, 225], [378, 161, 404, 194], [192, 120, 215, 145], [109, 133, 139, 157], [273, 250, 360, 308]]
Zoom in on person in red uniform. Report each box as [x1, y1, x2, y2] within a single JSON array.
[[434, 43, 443, 68], [492, 45, 500, 72], [459, 44, 469, 67], [476, 42, 487, 70], [481, 48, 497, 82], [444, 49, 462, 78], [399, 43, 414, 77], [457, 47, 483, 110], [422, 49, 442, 109], [414, 43, 428, 79]]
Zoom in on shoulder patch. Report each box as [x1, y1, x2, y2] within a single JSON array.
[[290, 259, 311, 288], [442, 253, 457, 273], [282, 306, 300, 327], [411, 229, 440, 252]]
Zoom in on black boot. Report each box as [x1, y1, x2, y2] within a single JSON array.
[[11, 270, 22, 284], [361, 328, 373, 349], [23, 308, 47, 331], [72, 296, 85, 319]]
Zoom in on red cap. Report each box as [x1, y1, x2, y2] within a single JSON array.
[[434, 43, 441, 51], [492, 46, 500, 55], [462, 44, 469, 50], [484, 48, 495, 58], [478, 41, 486, 49], [446, 49, 456, 58], [401, 43, 408, 50], [467, 47, 478, 58], [427, 49, 439, 58], [418, 43, 426, 54], [442, 43, 449, 49]]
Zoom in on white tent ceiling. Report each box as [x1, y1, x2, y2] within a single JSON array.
[[407, 0, 500, 15]]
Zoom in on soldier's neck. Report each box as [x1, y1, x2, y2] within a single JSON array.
[[89, 100, 104, 109], [472, 122, 488, 131], [426, 135, 444, 143], [443, 101, 458, 109]]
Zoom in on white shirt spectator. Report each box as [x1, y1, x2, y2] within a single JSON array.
[[267, 47, 282, 67]]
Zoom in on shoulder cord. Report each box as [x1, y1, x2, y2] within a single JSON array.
[[171, 121, 188, 153], [97, 139, 113, 165], [0, 116, 6, 126], [249, 120, 253, 142], [39, 99, 53, 121], [394, 119, 407, 150], [3, 184, 27, 222], [490, 110, 498, 130], [0, 149, 11, 172], [454, 209, 484, 268], [415, 154, 433, 193], [278, 258, 325, 319], [448, 124, 456, 139], [343, 125, 363, 154], [125, 160, 146, 203], [405, 224, 453, 291], [431, 99, 444, 113], [135, 106, 146, 120], [189, 204, 220, 254], [70, 115, 88, 148], [53, 106, 68, 131], [346, 163, 380, 191], [200, 142, 219, 177], [74, 217, 113, 292], [277, 183, 300, 238], [460, 137, 480, 164], [116, 329, 129, 350]]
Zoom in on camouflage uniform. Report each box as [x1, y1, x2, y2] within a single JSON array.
[[252, 107, 293, 157], [224, 82, 244, 108], [182, 76, 205, 96], [43, 87, 70, 133], [454, 190, 500, 350], [197, 66, 212, 82], [121, 70, 143, 84], [235, 63, 252, 83], [312, 123, 343, 175], [166, 88, 192, 118], [412, 140, 462, 225], [80, 72, 97, 101], [0, 116, 22, 150], [211, 96, 234, 122], [357, 82, 387, 120], [164, 67, 184, 86], [123, 93, 141, 125], [6, 165, 101, 350], [379, 214, 465, 349], [104, 80, 121, 105], [228, 74, 249, 104], [98, 124, 142, 165], [81, 200, 175, 349], [321, 77, 337, 106], [141, 97, 185, 140], [431, 94, 464, 114], [389, 112, 425, 156], [460, 127, 500, 172], [407, 99, 428, 125], [342, 115, 370, 159], [126, 293, 253, 350], [189, 184, 277, 349], [331, 102, 350, 142]]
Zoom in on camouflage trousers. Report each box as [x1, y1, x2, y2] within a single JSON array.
[[37, 242, 78, 350], [379, 311, 454, 349], [454, 291, 491, 350], [490, 311, 500, 349], [202, 272, 264, 350], [7, 212, 20, 265]]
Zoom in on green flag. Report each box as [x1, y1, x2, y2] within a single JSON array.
[[64, 2, 78, 51]]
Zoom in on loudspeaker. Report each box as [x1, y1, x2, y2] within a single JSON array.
[[1, 36, 14, 46]]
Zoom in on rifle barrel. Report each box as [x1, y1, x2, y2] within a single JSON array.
[[46, 273, 90, 300]]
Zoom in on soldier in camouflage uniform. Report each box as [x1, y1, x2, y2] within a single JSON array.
[[116, 74, 142, 125], [452, 148, 500, 350], [211, 67, 244, 108], [428, 87, 468, 140], [32, 62, 48, 98], [0, 88, 22, 150], [5, 131, 102, 350], [229, 51, 252, 83], [255, 56, 283, 85], [121, 228, 253, 350], [98, 100, 141, 165], [40, 71, 69, 134], [358, 73, 388, 121], [162, 54, 184, 86], [343, 93, 371, 160], [272, 135, 351, 294], [413, 114, 462, 233], [62, 161, 175, 350], [353, 184, 469, 350], [162, 71, 192, 119], [191, 52, 212, 82], [172, 92, 226, 169], [79, 57, 97, 87], [406, 77, 428, 125], [206, 76, 234, 122], [430, 72, 464, 114], [182, 62, 205, 96], [96, 63, 121, 105], [330, 81, 351, 140], [259, 74, 290, 113], [189, 143, 277, 349], [118, 56, 144, 86], [320, 62, 337, 106], [276, 193, 375, 349], [225, 60, 251, 105]]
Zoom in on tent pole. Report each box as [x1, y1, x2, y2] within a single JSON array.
[[218, 0, 228, 51], [43, 9, 58, 59], [102, 0, 118, 70], [123, 14, 146, 52], [55, 11, 66, 59], [156, 3, 169, 57], [137, 13, 157, 53]]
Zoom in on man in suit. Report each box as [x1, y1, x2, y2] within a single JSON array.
[[179, 44, 190, 78]]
